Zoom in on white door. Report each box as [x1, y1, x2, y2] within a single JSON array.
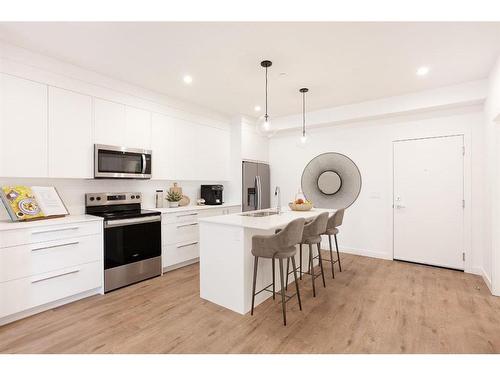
[[393, 135, 464, 270], [48, 87, 93, 178]]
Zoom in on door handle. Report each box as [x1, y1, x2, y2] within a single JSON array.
[[31, 241, 79, 252], [256, 176, 262, 210]]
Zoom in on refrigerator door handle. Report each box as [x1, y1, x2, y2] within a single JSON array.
[[256, 175, 262, 210]]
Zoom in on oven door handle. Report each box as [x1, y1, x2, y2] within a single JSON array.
[[104, 215, 161, 228]]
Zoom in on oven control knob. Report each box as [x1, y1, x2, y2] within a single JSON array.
[[89, 197, 95, 201], [96, 197, 101, 201], [136, 195, 140, 199], [130, 195, 135, 199]]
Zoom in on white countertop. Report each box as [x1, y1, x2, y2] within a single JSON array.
[[150, 202, 241, 214], [198, 208, 335, 230], [0, 214, 103, 231]]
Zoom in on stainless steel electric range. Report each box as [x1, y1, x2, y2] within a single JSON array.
[[85, 192, 161, 292]]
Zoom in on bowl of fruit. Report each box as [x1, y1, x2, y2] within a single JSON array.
[[289, 198, 313, 211]]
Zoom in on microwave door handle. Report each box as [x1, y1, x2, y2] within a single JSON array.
[[141, 154, 146, 174]]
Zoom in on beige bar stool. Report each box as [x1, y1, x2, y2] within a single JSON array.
[[250, 218, 306, 326], [286, 212, 329, 297], [321, 209, 344, 278]]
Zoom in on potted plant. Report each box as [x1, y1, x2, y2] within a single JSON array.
[[166, 191, 183, 208]]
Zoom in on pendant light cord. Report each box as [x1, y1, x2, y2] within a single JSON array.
[[302, 90, 306, 137], [265, 66, 269, 121]]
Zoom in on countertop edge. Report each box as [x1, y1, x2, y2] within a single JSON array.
[[0, 214, 103, 231]]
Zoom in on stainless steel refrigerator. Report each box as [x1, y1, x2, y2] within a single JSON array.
[[242, 161, 270, 212]]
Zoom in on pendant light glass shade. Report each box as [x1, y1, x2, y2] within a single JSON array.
[[255, 60, 276, 137]]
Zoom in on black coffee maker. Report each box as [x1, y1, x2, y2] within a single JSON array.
[[200, 185, 223, 205]]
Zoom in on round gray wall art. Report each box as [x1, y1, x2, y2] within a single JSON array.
[[301, 152, 362, 209]]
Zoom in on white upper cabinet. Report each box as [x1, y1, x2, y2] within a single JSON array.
[[173, 118, 198, 180], [195, 125, 230, 181], [94, 98, 126, 146], [125, 106, 151, 149], [48, 87, 93, 178], [94, 99, 151, 150], [241, 122, 269, 163], [0, 74, 48, 177], [151, 112, 176, 180]]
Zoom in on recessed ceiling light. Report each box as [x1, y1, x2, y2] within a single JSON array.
[[183, 75, 193, 84], [416, 66, 430, 76], [254, 105, 261, 112]]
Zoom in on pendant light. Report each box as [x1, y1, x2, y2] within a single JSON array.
[[299, 88, 309, 144], [256, 60, 275, 136]]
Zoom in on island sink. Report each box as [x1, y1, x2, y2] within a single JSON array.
[[240, 211, 279, 217]]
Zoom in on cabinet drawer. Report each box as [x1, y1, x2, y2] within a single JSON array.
[[0, 221, 102, 248], [0, 234, 102, 283], [162, 241, 199, 268], [162, 222, 199, 246], [0, 261, 102, 318], [162, 211, 199, 224]]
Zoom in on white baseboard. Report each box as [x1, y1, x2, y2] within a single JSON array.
[[163, 258, 199, 273], [481, 268, 492, 292], [338, 246, 393, 261], [0, 288, 101, 326]]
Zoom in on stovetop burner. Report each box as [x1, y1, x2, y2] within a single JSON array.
[[84, 192, 160, 220], [93, 209, 160, 221]]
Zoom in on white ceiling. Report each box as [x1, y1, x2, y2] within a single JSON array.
[[1, 22, 500, 118]]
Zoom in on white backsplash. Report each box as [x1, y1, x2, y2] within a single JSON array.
[[0, 178, 235, 220]]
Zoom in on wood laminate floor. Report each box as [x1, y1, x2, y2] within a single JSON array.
[[1, 253, 499, 354]]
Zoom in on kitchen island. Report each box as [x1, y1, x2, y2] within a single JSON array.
[[198, 208, 334, 314]]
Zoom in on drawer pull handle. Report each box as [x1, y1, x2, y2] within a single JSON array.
[[177, 223, 198, 228], [31, 268, 80, 283], [176, 213, 198, 218], [177, 241, 198, 249], [32, 226, 79, 235], [31, 241, 79, 252]]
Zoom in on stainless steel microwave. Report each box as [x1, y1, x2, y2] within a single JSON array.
[[94, 144, 152, 179]]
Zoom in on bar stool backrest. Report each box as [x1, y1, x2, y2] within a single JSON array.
[[327, 208, 345, 229], [303, 212, 329, 238], [278, 218, 306, 248]]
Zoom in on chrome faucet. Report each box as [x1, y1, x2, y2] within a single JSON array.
[[275, 186, 281, 214]]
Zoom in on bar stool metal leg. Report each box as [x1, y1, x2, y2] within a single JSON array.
[[309, 244, 316, 297], [299, 244, 303, 280], [278, 258, 287, 326], [328, 234, 335, 279], [251, 256, 259, 315], [317, 243, 326, 288], [334, 234, 342, 272], [272, 257, 276, 300], [285, 257, 290, 291], [291, 256, 302, 311]]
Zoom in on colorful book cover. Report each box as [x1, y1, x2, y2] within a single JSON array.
[[0, 186, 68, 222]]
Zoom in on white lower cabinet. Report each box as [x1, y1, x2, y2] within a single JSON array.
[[0, 217, 104, 325], [161, 205, 240, 270], [0, 261, 101, 319]]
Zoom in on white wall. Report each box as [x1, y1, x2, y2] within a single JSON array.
[[269, 105, 485, 275], [0, 177, 238, 220], [483, 55, 500, 294]]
